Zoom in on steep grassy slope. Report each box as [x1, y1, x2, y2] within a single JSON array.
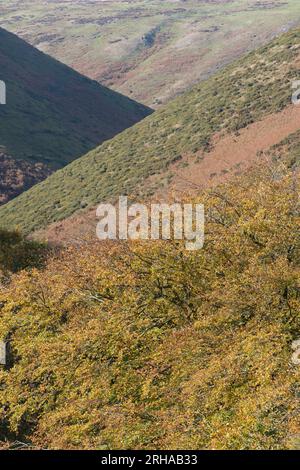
[[0, 27, 299, 233], [0, 166, 299, 449], [0, 27, 152, 168], [2, 0, 300, 106], [31, 110, 300, 245]]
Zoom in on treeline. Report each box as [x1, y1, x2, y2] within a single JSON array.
[[0, 166, 299, 449]]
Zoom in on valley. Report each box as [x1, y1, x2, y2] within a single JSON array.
[[1, 1, 300, 106], [1, 26, 299, 235]]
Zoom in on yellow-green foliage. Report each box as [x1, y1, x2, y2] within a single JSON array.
[[0, 167, 299, 449]]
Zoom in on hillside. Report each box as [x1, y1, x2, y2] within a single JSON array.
[[2, 0, 300, 106], [0, 27, 152, 170], [0, 27, 299, 234], [0, 163, 299, 449], [34, 117, 300, 245], [0, 152, 52, 205]]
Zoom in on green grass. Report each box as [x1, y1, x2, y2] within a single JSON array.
[[0, 27, 152, 168], [0, 27, 299, 234]]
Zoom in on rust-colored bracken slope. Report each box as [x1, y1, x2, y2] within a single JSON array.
[[170, 104, 300, 193]]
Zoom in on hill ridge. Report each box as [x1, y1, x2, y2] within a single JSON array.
[[0, 27, 299, 233]]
